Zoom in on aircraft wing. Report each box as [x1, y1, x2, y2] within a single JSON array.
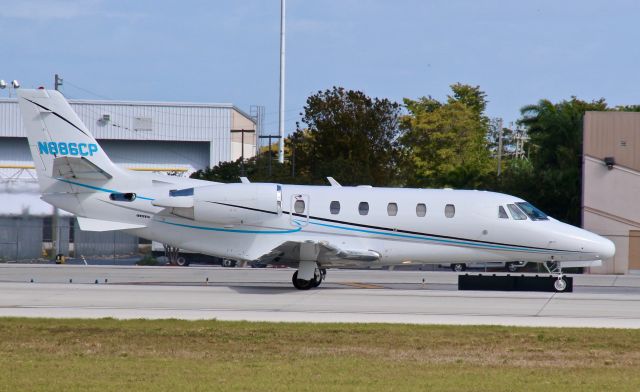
[[255, 240, 381, 267], [52, 156, 112, 180]]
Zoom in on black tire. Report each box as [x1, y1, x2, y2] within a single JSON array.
[[451, 263, 466, 272], [292, 271, 313, 290], [176, 256, 189, 267], [506, 262, 518, 272], [312, 270, 323, 288], [222, 259, 234, 268]]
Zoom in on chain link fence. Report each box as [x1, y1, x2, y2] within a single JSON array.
[[0, 216, 140, 263]]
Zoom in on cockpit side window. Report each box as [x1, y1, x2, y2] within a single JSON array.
[[515, 202, 549, 221], [507, 204, 527, 220], [498, 206, 509, 219]]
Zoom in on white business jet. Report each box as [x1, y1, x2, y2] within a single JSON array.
[[17, 89, 615, 291]]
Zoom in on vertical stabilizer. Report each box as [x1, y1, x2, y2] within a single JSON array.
[[17, 89, 123, 193]]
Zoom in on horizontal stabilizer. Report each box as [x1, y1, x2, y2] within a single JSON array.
[[76, 216, 146, 232], [52, 156, 112, 180]]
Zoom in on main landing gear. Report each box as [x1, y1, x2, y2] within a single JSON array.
[[292, 268, 326, 290], [544, 260, 567, 292]]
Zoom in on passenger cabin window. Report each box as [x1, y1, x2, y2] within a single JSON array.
[[387, 203, 398, 216], [507, 204, 527, 220], [498, 206, 509, 219], [416, 203, 427, 217], [110, 192, 136, 202], [358, 202, 369, 216], [294, 200, 305, 214], [444, 204, 455, 218], [330, 201, 340, 215]]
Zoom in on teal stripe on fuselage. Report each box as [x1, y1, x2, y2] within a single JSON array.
[[298, 219, 577, 255], [57, 178, 155, 200], [157, 219, 303, 234]]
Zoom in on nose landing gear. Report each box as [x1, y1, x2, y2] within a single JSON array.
[[544, 260, 567, 292]]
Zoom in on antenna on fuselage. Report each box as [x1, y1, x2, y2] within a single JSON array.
[[326, 177, 341, 187]]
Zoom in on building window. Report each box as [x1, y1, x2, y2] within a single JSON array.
[[416, 203, 427, 217], [294, 200, 305, 214], [507, 204, 527, 220], [387, 203, 398, 216], [358, 202, 369, 216], [330, 201, 340, 215], [498, 206, 509, 219], [445, 204, 455, 218]]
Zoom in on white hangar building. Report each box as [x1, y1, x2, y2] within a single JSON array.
[[0, 96, 258, 214]]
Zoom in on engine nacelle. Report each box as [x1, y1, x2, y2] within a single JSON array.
[[193, 183, 281, 225]]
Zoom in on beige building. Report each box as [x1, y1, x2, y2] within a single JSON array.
[[583, 111, 640, 274]]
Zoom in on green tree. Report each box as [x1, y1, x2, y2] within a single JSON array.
[[292, 87, 403, 186], [401, 84, 493, 188], [191, 149, 311, 185], [448, 83, 488, 117]]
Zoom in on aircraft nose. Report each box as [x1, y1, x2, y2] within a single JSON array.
[[597, 236, 616, 259]]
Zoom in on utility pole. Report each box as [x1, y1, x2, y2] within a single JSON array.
[[54, 74, 63, 91], [497, 118, 503, 177], [52, 74, 63, 259], [259, 134, 282, 177], [278, 0, 286, 163]]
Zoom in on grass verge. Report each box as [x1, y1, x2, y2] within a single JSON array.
[[0, 318, 639, 391]]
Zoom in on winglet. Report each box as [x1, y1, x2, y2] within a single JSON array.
[[240, 177, 251, 184], [327, 177, 341, 187]]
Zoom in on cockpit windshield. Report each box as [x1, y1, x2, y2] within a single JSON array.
[[515, 202, 549, 221]]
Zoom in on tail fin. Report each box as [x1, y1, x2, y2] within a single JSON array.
[[17, 89, 122, 192]]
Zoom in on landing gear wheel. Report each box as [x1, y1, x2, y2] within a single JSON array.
[[554, 277, 567, 292], [176, 256, 189, 267], [312, 269, 323, 288], [451, 263, 466, 272], [506, 262, 518, 272], [292, 271, 314, 290]]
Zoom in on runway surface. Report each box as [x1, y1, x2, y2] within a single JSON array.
[[1, 265, 639, 328]]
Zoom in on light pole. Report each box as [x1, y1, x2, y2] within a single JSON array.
[[0, 80, 20, 97], [278, 0, 286, 163]]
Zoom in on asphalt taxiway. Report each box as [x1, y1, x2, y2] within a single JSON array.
[[0, 265, 639, 328]]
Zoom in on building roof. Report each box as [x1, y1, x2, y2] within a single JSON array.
[[0, 97, 255, 120]]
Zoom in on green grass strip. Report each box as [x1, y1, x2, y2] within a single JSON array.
[[0, 318, 639, 391]]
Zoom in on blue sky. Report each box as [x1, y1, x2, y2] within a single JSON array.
[[1, 0, 639, 133]]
